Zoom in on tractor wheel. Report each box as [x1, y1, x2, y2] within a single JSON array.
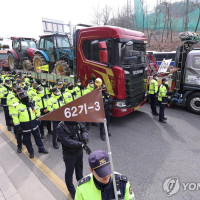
[[8, 53, 19, 71], [33, 54, 47, 73], [186, 92, 200, 115], [22, 60, 34, 71], [53, 60, 70, 76]]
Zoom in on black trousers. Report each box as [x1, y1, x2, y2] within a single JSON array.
[[149, 94, 158, 114], [159, 103, 166, 121], [23, 128, 45, 154], [52, 121, 59, 145], [99, 111, 110, 137], [39, 121, 51, 134], [63, 150, 83, 199], [14, 127, 24, 149], [3, 106, 11, 127]]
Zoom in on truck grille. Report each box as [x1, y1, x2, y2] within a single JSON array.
[[123, 63, 146, 108]]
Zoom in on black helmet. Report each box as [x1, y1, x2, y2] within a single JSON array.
[[18, 91, 28, 99], [153, 73, 158, 78], [51, 87, 59, 93], [36, 85, 43, 91], [162, 78, 167, 82], [5, 79, 11, 84], [88, 80, 94, 84], [16, 87, 22, 93]]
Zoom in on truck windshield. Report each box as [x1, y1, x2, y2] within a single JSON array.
[[56, 37, 70, 48], [115, 41, 146, 67], [21, 40, 36, 50]]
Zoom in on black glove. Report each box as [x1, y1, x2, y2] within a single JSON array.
[[82, 132, 89, 144], [83, 144, 91, 155], [14, 125, 23, 134]]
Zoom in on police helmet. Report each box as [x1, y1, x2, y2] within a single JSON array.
[[16, 87, 22, 93], [88, 80, 94, 84], [36, 85, 43, 91], [51, 87, 59, 93], [162, 78, 167, 82], [18, 91, 28, 99], [153, 73, 158, 78], [5, 79, 11, 84]]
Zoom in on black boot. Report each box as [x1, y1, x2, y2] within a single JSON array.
[[53, 143, 59, 149], [101, 135, 105, 141], [7, 126, 11, 131], [38, 148, 48, 154], [29, 153, 34, 159], [41, 133, 45, 139], [17, 147, 22, 153]]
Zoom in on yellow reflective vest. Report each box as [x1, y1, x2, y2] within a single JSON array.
[[75, 173, 135, 200], [149, 79, 158, 95]]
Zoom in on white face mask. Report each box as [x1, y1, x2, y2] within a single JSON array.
[[56, 92, 61, 96], [90, 84, 94, 88], [77, 83, 81, 86]]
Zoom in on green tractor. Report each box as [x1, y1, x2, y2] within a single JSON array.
[[33, 33, 73, 75]]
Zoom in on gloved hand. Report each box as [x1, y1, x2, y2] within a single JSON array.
[[82, 132, 89, 144], [83, 144, 91, 155], [14, 125, 23, 134]]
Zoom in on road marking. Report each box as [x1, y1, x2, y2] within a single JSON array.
[[0, 123, 72, 200]]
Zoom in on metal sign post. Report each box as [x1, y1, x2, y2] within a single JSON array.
[[104, 119, 118, 200]]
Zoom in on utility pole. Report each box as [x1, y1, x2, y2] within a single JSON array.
[[185, 0, 189, 31]]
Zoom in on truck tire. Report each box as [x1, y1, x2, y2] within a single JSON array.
[[186, 92, 200, 114], [22, 60, 34, 71], [8, 53, 19, 71], [33, 54, 48, 73], [53, 60, 70, 76]]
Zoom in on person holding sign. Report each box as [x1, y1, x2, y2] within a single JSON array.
[[75, 150, 135, 200], [47, 87, 65, 149], [56, 121, 90, 199]]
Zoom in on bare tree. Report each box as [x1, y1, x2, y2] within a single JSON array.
[[92, 6, 102, 25], [101, 5, 112, 25], [195, 1, 200, 32]]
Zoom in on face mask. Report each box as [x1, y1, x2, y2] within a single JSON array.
[[90, 84, 94, 88], [39, 91, 44, 94], [154, 77, 158, 80], [77, 83, 81, 86]]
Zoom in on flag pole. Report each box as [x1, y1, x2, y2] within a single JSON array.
[[104, 118, 118, 200]]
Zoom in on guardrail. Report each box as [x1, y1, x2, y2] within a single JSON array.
[[15, 70, 74, 85]]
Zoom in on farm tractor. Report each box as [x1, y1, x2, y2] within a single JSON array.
[[7, 37, 37, 71], [33, 33, 73, 75]]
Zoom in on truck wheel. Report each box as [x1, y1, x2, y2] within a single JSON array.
[[33, 54, 47, 73], [22, 60, 34, 71], [186, 92, 200, 114], [53, 60, 70, 76], [8, 53, 19, 71]]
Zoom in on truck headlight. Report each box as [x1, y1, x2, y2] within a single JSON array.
[[124, 70, 130, 75], [115, 100, 127, 108]]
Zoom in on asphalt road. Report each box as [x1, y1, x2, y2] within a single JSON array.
[[0, 103, 200, 200]]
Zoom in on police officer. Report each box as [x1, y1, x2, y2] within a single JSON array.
[[100, 84, 113, 141], [8, 86, 24, 153], [12, 90, 48, 158], [75, 150, 135, 200], [57, 121, 90, 199], [149, 73, 159, 116], [74, 79, 85, 98], [33, 85, 52, 139], [63, 83, 77, 104], [27, 80, 37, 101], [47, 87, 65, 149], [41, 78, 52, 98], [55, 79, 66, 95], [0, 79, 12, 131], [158, 78, 168, 123]]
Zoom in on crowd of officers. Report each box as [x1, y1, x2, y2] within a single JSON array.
[[0, 70, 135, 200]]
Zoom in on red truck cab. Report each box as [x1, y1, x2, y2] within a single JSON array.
[[75, 26, 147, 117]]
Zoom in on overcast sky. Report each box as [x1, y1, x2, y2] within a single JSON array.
[[0, 0, 182, 42]]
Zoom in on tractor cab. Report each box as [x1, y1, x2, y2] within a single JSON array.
[[33, 33, 72, 75], [7, 37, 37, 71]]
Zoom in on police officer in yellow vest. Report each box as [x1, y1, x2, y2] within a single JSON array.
[[12, 91, 48, 158], [158, 78, 168, 123], [33, 85, 52, 139], [74, 79, 85, 98], [0, 79, 12, 130], [47, 87, 65, 149], [149, 73, 159, 116], [75, 150, 135, 200]]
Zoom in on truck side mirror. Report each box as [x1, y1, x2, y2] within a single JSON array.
[[99, 41, 108, 64]]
